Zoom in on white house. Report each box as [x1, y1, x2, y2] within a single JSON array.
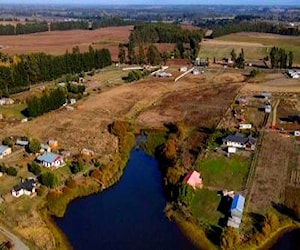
[[179, 66, 188, 72], [37, 152, 64, 168], [11, 178, 37, 198], [223, 134, 257, 150], [0, 145, 12, 159], [239, 123, 252, 130]]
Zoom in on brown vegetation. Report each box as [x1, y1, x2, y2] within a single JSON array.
[[0, 26, 132, 60]]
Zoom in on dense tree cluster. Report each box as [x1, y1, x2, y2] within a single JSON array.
[[50, 21, 88, 31], [28, 161, 42, 176], [269, 47, 293, 68], [0, 47, 111, 96], [129, 23, 203, 45], [0, 22, 48, 35], [210, 21, 300, 37], [39, 172, 58, 188], [27, 88, 66, 117]]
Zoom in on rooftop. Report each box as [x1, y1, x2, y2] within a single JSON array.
[[37, 152, 62, 163], [0, 145, 10, 154], [13, 178, 36, 192], [231, 194, 245, 213]]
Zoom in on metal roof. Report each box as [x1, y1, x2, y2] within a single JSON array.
[[0, 145, 10, 154], [231, 194, 245, 213], [223, 134, 248, 144], [37, 152, 61, 163]]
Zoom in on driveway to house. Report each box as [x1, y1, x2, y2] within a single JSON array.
[[0, 225, 29, 250]]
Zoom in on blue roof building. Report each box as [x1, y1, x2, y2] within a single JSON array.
[[37, 152, 64, 168], [230, 194, 245, 218], [228, 194, 245, 229]]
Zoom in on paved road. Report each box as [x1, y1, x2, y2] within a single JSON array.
[[0, 226, 29, 250]]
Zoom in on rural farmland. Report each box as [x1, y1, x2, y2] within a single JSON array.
[[0, 26, 132, 60]]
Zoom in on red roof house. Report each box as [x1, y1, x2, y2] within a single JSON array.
[[183, 170, 203, 189]]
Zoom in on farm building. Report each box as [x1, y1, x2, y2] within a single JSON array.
[[264, 104, 272, 113], [0, 145, 12, 159], [192, 68, 200, 75], [239, 123, 252, 130], [48, 139, 58, 148], [237, 97, 247, 106], [179, 66, 188, 72], [194, 58, 208, 67], [0, 98, 14, 106], [204, 29, 213, 39], [183, 170, 203, 189], [261, 92, 271, 100], [223, 134, 257, 150], [287, 70, 300, 79], [156, 71, 172, 78], [81, 148, 95, 157], [15, 139, 29, 147], [37, 152, 64, 168], [11, 178, 37, 198], [227, 194, 245, 229], [70, 98, 77, 105]]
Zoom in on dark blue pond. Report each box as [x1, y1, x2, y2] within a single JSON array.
[[270, 229, 300, 250], [55, 145, 197, 250]]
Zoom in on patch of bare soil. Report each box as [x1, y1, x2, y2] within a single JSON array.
[[248, 132, 294, 213]]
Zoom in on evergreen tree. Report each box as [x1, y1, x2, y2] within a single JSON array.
[[288, 51, 294, 68], [118, 43, 126, 64], [137, 45, 146, 65], [146, 44, 161, 65]]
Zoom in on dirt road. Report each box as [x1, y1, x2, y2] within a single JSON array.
[[0, 226, 29, 250]]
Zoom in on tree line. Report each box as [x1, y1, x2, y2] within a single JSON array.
[[0, 17, 132, 36], [268, 47, 293, 68], [129, 23, 203, 45], [0, 46, 111, 96], [210, 20, 300, 38]]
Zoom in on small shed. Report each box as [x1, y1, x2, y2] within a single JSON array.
[[265, 105, 271, 113], [261, 92, 271, 99], [16, 139, 29, 147], [40, 143, 51, 153], [70, 98, 76, 105], [239, 123, 252, 130], [192, 68, 200, 75], [81, 148, 95, 157], [179, 66, 188, 72], [183, 170, 203, 189], [228, 147, 237, 154], [48, 139, 58, 148]]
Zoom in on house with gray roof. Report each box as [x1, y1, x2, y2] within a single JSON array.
[[11, 178, 37, 198], [37, 152, 64, 168], [223, 134, 257, 150]]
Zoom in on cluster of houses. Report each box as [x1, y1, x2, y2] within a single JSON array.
[[287, 69, 300, 79]]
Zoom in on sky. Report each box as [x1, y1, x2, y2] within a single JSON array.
[[1, 0, 299, 5]]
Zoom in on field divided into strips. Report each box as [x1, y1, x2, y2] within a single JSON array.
[[247, 132, 296, 213], [215, 32, 300, 64]]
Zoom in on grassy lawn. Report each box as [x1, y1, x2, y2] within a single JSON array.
[[199, 43, 267, 61], [190, 188, 221, 226], [216, 33, 300, 64], [196, 153, 252, 191], [0, 103, 27, 120]]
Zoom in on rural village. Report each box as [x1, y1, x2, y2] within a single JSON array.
[[0, 6, 299, 250]]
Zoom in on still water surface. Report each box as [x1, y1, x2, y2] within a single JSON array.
[[55, 146, 197, 250]]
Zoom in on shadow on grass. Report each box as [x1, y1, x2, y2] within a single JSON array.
[[205, 225, 222, 246], [272, 202, 300, 222], [248, 212, 265, 232]]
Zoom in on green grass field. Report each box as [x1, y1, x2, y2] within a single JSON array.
[[0, 103, 27, 120], [195, 153, 252, 191], [190, 188, 221, 226], [215, 32, 300, 64], [199, 42, 267, 61]]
